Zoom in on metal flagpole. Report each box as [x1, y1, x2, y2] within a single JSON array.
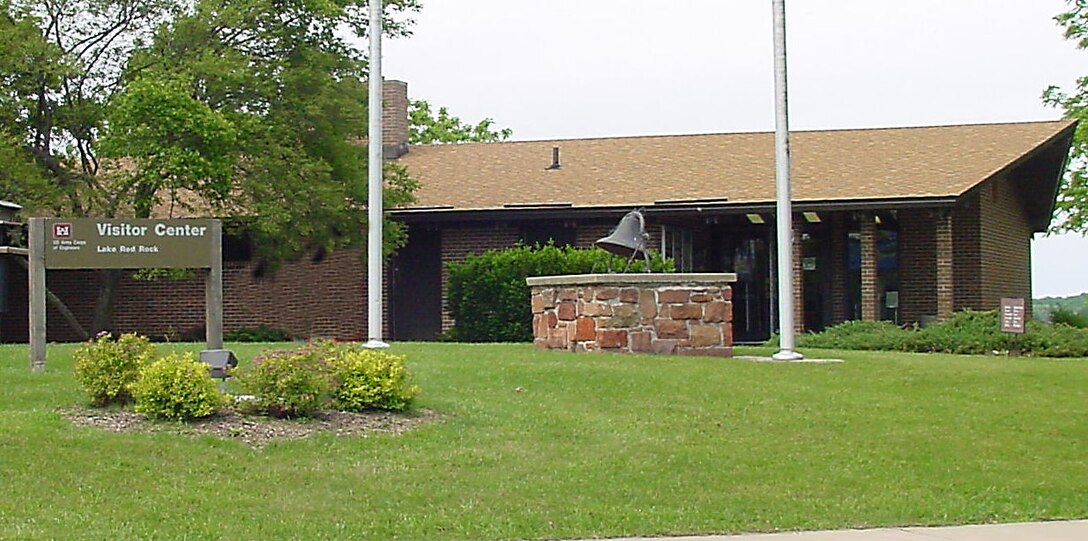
[[365, 0, 389, 349], [771, 0, 803, 361]]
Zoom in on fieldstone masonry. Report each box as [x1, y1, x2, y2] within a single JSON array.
[[526, 274, 737, 356]]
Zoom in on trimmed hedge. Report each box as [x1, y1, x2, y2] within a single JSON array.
[[225, 325, 292, 342], [795, 320, 910, 351], [445, 243, 673, 342], [769, 310, 1088, 357]]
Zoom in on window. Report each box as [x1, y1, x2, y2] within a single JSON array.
[[519, 224, 576, 248], [661, 226, 693, 272], [223, 230, 253, 262]]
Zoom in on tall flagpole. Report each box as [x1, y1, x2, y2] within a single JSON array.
[[365, 0, 389, 349], [771, 0, 803, 361]]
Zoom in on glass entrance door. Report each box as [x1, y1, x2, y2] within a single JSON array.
[[725, 237, 771, 342]]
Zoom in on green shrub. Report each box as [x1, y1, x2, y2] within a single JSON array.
[[798, 320, 911, 351], [778, 310, 1088, 358], [237, 341, 423, 416], [1048, 306, 1088, 329], [902, 310, 1015, 355], [446, 243, 674, 342], [73, 332, 157, 406], [225, 325, 292, 342], [237, 343, 334, 418], [130, 353, 226, 421], [1021, 321, 1088, 357], [329, 348, 420, 412]]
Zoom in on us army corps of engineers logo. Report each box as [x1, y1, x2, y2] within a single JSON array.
[[50, 222, 86, 253]]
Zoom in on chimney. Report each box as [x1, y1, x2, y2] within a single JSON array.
[[382, 79, 409, 159], [546, 146, 561, 170]]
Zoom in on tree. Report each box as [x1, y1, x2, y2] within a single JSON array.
[[0, 0, 422, 331], [0, 1, 63, 212], [409, 99, 512, 144], [1044, 1, 1088, 233]]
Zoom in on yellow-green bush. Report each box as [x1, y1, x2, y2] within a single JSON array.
[[330, 349, 420, 412], [130, 353, 226, 421], [237, 342, 422, 417], [73, 332, 157, 406], [237, 344, 333, 418]]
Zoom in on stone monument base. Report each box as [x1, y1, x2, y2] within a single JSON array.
[[526, 273, 737, 356]]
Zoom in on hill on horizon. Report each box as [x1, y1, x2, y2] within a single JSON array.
[[1033, 293, 1088, 322]]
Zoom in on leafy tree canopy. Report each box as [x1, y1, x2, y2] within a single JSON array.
[[1, 0, 421, 261], [409, 99, 512, 144], [0, 0, 421, 330], [1044, 0, 1088, 234]]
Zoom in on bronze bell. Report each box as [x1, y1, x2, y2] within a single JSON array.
[[596, 210, 651, 272]]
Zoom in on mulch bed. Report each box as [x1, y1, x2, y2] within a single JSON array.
[[58, 406, 441, 448]]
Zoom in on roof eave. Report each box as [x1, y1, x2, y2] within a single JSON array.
[[390, 196, 960, 223], [1039, 120, 1079, 232]]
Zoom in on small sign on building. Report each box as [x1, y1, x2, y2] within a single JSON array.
[[1000, 297, 1026, 334]]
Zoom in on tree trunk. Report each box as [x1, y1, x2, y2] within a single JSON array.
[[91, 269, 123, 333]]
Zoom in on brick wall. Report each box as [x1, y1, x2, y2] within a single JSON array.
[[575, 221, 618, 249], [107, 250, 368, 340], [897, 209, 937, 324], [860, 214, 879, 321], [936, 211, 954, 320], [898, 185, 1027, 325], [2, 249, 370, 343], [978, 174, 1034, 314], [952, 193, 982, 311]]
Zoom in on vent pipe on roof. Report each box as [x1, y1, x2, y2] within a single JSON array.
[[546, 146, 561, 170]]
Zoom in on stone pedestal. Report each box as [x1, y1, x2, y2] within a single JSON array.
[[526, 273, 737, 356]]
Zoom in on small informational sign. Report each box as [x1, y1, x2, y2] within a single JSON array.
[[802, 257, 817, 271], [44, 218, 213, 269], [1000, 297, 1026, 334]]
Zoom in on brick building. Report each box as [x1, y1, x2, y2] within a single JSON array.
[[392, 114, 1074, 342], [0, 82, 1076, 343]]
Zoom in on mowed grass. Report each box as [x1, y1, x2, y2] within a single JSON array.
[[1, 342, 1087, 540]]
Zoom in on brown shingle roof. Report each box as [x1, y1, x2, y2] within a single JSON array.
[[397, 120, 1075, 212]]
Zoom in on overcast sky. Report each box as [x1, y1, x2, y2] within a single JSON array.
[[384, 0, 1088, 298]]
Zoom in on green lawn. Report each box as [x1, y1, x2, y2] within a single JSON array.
[[2, 342, 1087, 540]]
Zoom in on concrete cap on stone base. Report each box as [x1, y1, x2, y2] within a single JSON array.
[[527, 273, 737, 287]]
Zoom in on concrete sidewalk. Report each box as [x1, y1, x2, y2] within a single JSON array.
[[576, 520, 1088, 541]]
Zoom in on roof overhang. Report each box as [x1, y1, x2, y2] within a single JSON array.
[[389, 195, 961, 224], [951, 119, 1078, 233]]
